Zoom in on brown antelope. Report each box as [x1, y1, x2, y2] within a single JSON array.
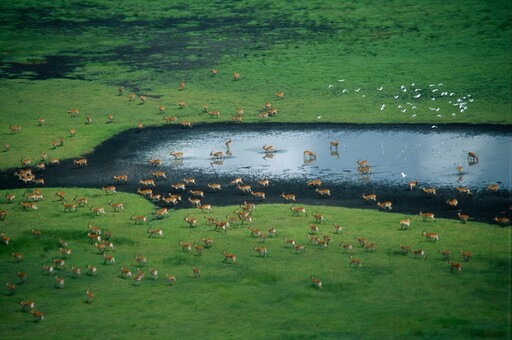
[[133, 270, 145, 285], [349, 256, 362, 267], [131, 215, 148, 224], [0, 210, 7, 221], [303, 150, 316, 160], [232, 115, 243, 123], [210, 68, 218, 76], [439, 250, 451, 260], [283, 238, 296, 248], [162, 193, 180, 205], [171, 183, 186, 192], [316, 188, 331, 197], [457, 212, 470, 224], [187, 197, 201, 207], [399, 219, 411, 230], [238, 185, 252, 194], [54, 276, 65, 288], [170, 151, 184, 159], [358, 166, 371, 174], [398, 244, 411, 255], [69, 128, 76, 137], [102, 186, 116, 195], [258, 179, 270, 188], [233, 72, 240, 80], [111, 175, 128, 184], [138, 179, 155, 187], [412, 249, 426, 259], [340, 243, 353, 253], [294, 244, 306, 254], [251, 191, 266, 200], [37, 117, 46, 126], [262, 145, 276, 153], [460, 250, 472, 262], [164, 274, 176, 287], [362, 193, 377, 203], [158, 105, 166, 114], [179, 240, 193, 252], [446, 198, 458, 208], [179, 81, 185, 91], [307, 179, 322, 187], [49, 158, 60, 166], [494, 217, 510, 226], [31, 310, 45, 322], [71, 266, 81, 278], [20, 300, 35, 312], [148, 159, 161, 167], [31, 229, 41, 239], [377, 201, 392, 211], [192, 267, 201, 278], [455, 186, 473, 195], [183, 215, 198, 227], [456, 165, 464, 174], [364, 242, 377, 252], [149, 171, 166, 180], [310, 276, 322, 289], [258, 112, 269, 119], [11, 252, 24, 263], [3, 143, 9, 151], [419, 211, 436, 222], [222, 250, 236, 263], [120, 267, 132, 279], [58, 238, 68, 248], [139, 95, 147, 104], [72, 196, 88, 207], [422, 231, 439, 242], [0, 232, 9, 245], [180, 120, 193, 128], [20, 158, 32, 168], [90, 207, 106, 216], [355, 237, 367, 247], [254, 246, 268, 257], [308, 225, 319, 235], [331, 224, 342, 234], [281, 193, 296, 202], [163, 116, 178, 124], [148, 229, 164, 238], [154, 208, 169, 219], [210, 151, 225, 160], [59, 247, 72, 258], [213, 220, 229, 232], [149, 268, 159, 280], [85, 114, 92, 124], [20, 202, 38, 210], [68, 108, 80, 117], [208, 110, 221, 118], [196, 203, 212, 214], [275, 91, 285, 99], [312, 213, 324, 224], [74, 158, 87, 167], [5, 193, 16, 203], [485, 183, 499, 192], [63, 202, 77, 212], [55, 190, 66, 201], [467, 152, 478, 163], [202, 237, 213, 249], [41, 265, 54, 275], [103, 254, 115, 265], [36, 162, 45, 171], [291, 206, 307, 216], [87, 233, 101, 244], [137, 188, 153, 197], [230, 177, 244, 186], [449, 261, 462, 273], [106, 114, 114, 123], [85, 290, 95, 303], [178, 100, 186, 109], [134, 254, 147, 266], [421, 187, 437, 196], [357, 159, 368, 168], [9, 125, 22, 134]]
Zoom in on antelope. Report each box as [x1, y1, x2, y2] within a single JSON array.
[[178, 100, 186, 109], [73, 196, 88, 207], [364, 242, 377, 252], [494, 217, 510, 226], [87, 233, 101, 243], [238, 185, 252, 194], [69, 128, 76, 137], [127, 93, 136, 101], [446, 198, 458, 208], [254, 246, 268, 257], [340, 243, 353, 253], [71, 266, 81, 278], [309, 276, 323, 290], [86, 265, 97, 276], [134, 254, 147, 266], [455, 186, 473, 195], [456, 165, 464, 173], [262, 145, 276, 153], [20, 158, 32, 168], [31, 310, 45, 322], [294, 244, 306, 254], [303, 150, 317, 159], [68, 108, 80, 117], [439, 250, 451, 260], [291, 206, 307, 216], [11, 252, 24, 263], [307, 235, 320, 245], [10, 125, 22, 134], [149, 171, 166, 181], [222, 250, 236, 263], [275, 91, 285, 99], [357, 159, 368, 168], [422, 187, 437, 196], [194, 244, 204, 256], [90, 207, 106, 216], [251, 191, 266, 200], [49, 158, 60, 166], [95, 243, 106, 254], [449, 261, 462, 273], [138, 179, 155, 187], [170, 151, 184, 159], [171, 182, 186, 191], [358, 166, 371, 174], [267, 227, 277, 238], [230, 177, 243, 186], [58, 238, 68, 248], [362, 193, 377, 203], [0, 210, 6, 221], [329, 140, 339, 149], [180, 121, 192, 128], [486, 183, 499, 192], [197, 203, 212, 214], [355, 237, 367, 247], [131, 215, 148, 224], [41, 265, 54, 275], [211, 68, 218, 76], [148, 229, 164, 238], [102, 186, 116, 195], [63, 202, 77, 212], [137, 188, 153, 197], [133, 270, 145, 285], [149, 268, 159, 280], [31, 229, 41, 239], [283, 238, 296, 248], [85, 290, 95, 303], [233, 72, 240, 80], [281, 193, 296, 202], [398, 244, 411, 255], [163, 116, 178, 124], [316, 188, 331, 197], [74, 158, 88, 167], [349, 256, 362, 267], [258, 112, 269, 119], [208, 110, 221, 117], [55, 190, 66, 201], [307, 179, 322, 187], [103, 254, 115, 265], [213, 220, 229, 232], [3, 143, 9, 151], [85, 114, 92, 124], [179, 81, 185, 91], [36, 162, 45, 171], [460, 250, 473, 262], [192, 267, 201, 278], [148, 159, 161, 166], [183, 215, 198, 227], [178, 240, 192, 252], [202, 237, 213, 248], [37, 117, 46, 126], [5, 193, 16, 203], [457, 212, 470, 224], [210, 151, 225, 160], [422, 231, 439, 242], [59, 247, 72, 258], [419, 211, 436, 222], [0, 233, 9, 245], [412, 249, 426, 259], [154, 208, 169, 219], [139, 95, 147, 104], [120, 267, 132, 278], [333, 224, 343, 234], [395, 219, 410, 231], [20, 300, 35, 312], [106, 114, 114, 123], [54, 276, 65, 288], [165, 274, 176, 286], [20, 202, 38, 210], [467, 152, 478, 163], [377, 201, 392, 211], [52, 139, 61, 149]]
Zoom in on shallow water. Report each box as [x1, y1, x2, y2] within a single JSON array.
[[122, 124, 511, 189]]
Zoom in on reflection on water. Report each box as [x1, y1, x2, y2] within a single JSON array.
[[124, 125, 511, 189]]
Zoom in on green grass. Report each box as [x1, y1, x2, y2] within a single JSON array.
[[0, 188, 510, 338]]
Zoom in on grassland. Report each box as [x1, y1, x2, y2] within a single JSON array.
[[0, 188, 510, 339]]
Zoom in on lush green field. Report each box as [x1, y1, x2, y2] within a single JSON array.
[[0, 188, 510, 338], [0, 0, 511, 169]]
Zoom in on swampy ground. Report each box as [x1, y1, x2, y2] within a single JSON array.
[[0, 1, 510, 339]]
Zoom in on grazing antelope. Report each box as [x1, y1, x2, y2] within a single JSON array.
[[222, 250, 236, 263], [31, 310, 44, 322], [20, 300, 35, 312], [149, 268, 159, 280], [349, 256, 362, 267], [131, 215, 148, 224], [54, 276, 65, 288], [303, 150, 317, 160], [184, 215, 198, 227], [449, 261, 462, 273], [493, 217, 510, 226], [485, 183, 499, 192], [422, 231, 439, 242], [154, 208, 169, 219], [294, 244, 306, 254], [10, 125, 22, 134], [398, 244, 411, 255], [281, 193, 296, 202], [90, 207, 106, 216], [362, 193, 377, 203], [446, 198, 458, 208], [412, 249, 426, 259], [457, 212, 470, 224], [74, 158, 88, 167], [421, 187, 437, 196], [103, 254, 115, 265], [377, 201, 392, 211], [316, 188, 331, 197], [254, 246, 268, 257], [455, 186, 473, 195], [419, 211, 436, 222], [439, 250, 451, 260], [399, 219, 411, 230], [467, 152, 478, 163], [311, 276, 322, 290], [85, 290, 95, 303], [460, 250, 472, 262], [148, 229, 164, 238], [291, 206, 307, 216], [355, 237, 367, 247]]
